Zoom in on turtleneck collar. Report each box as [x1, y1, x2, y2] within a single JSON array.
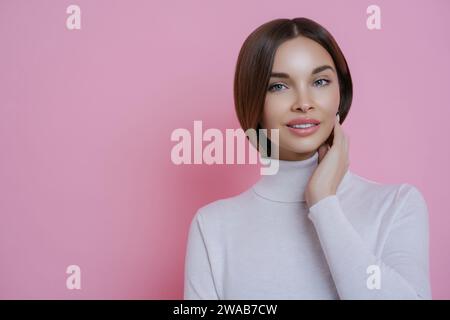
[[252, 150, 352, 203]]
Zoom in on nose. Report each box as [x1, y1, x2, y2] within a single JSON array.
[[292, 102, 314, 113], [291, 86, 314, 112]]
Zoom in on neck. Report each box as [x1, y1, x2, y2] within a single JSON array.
[[252, 150, 351, 203]]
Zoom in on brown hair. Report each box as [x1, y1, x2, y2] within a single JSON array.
[[233, 17, 353, 153]]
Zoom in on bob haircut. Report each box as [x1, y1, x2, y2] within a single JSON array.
[[233, 17, 353, 155]]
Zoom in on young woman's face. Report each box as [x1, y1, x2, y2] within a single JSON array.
[[261, 36, 340, 161]]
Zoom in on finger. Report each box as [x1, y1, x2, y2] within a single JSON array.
[[346, 134, 350, 152], [344, 135, 350, 166]]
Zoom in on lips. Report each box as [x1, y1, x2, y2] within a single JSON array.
[[285, 117, 321, 137], [286, 117, 320, 128], [286, 123, 320, 137]]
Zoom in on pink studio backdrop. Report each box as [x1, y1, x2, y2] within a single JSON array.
[[1, 0, 449, 299]]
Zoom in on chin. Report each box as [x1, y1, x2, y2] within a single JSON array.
[[279, 143, 320, 156], [283, 137, 323, 152]]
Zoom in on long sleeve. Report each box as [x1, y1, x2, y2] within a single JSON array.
[[184, 210, 220, 300], [307, 184, 431, 299]]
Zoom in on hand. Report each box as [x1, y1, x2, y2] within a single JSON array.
[[304, 114, 350, 209]]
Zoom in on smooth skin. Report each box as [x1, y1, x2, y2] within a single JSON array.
[[260, 36, 349, 209]]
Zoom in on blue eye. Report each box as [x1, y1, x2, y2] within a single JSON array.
[[268, 83, 287, 92], [268, 79, 331, 92], [314, 79, 331, 87]]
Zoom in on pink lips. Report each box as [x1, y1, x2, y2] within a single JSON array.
[[286, 123, 320, 137], [286, 117, 320, 126], [285, 117, 321, 137]]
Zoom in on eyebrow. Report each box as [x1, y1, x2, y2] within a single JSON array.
[[270, 65, 335, 78]]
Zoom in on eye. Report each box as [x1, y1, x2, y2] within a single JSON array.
[[267, 83, 288, 92], [314, 79, 331, 87]]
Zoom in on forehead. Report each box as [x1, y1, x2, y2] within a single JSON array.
[[271, 36, 335, 74]]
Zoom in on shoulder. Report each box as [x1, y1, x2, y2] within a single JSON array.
[[346, 170, 429, 220], [392, 183, 429, 222], [345, 170, 398, 197], [347, 171, 424, 201], [191, 188, 254, 228]]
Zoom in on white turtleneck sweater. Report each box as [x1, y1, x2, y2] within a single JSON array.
[[183, 151, 432, 299]]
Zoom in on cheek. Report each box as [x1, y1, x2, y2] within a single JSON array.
[[263, 94, 292, 127], [314, 87, 340, 109], [262, 101, 281, 129]]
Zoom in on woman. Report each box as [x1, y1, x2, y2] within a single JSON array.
[[184, 17, 431, 299]]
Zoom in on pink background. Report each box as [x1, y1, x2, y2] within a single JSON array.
[[1, 0, 449, 299]]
